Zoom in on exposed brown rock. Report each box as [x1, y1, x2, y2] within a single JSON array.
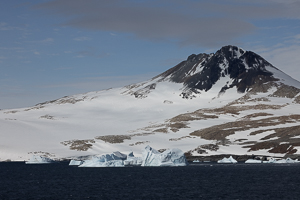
[[95, 135, 131, 143], [60, 139, 95, 151], [270, 84, 300, 98], [190, 114, 300, 141]]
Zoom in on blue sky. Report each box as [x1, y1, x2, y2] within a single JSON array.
[[1, 0, 300, 109]]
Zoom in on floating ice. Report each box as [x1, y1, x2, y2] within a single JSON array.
[[269, 157, 300, 164], [285, 158, 300, 163], [79, 152, 126, 167], [123, 151, 142, 166], [141, 145, 187, 166], [69, 160, 84, 166], [245, 159, 262, 164], [263, 157, 276, 163], [25, 155, 54, 164], [217, 156, 237, 164]]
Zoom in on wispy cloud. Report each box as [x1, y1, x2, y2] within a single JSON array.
[[75, 47, 110, 58], [0, 56, 6, 63], [73, 36, 91, 41], [0, 22, 24, 31], [27, 37, 54, 44]]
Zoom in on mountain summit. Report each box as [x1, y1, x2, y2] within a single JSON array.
[[126, 45, 284, 99], [158, 45, 275, 94], [1, 46, 300, 161]]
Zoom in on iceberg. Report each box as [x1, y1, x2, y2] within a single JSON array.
[[274, 158, 287, 163], [25, 155, 54, 164], [79, 152, 126, 167], [217, 156, 237, 164], [123, 151, 143, 166], [69, 160, 84, 166], [263, 157, 277, 163], [141, 145, 187, 166], [245, 159, 262, 164], [285, 158, 300, 163], [271, 157, 300, 164]]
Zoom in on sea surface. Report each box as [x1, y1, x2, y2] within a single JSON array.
[[0, 162, 300, 200]]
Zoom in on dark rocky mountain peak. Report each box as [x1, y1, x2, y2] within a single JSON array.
[[153, 45, 277, 98], [126, 45, 284, 99]]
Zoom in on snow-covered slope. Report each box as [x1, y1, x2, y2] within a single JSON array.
[[1, 45, 300, 161]]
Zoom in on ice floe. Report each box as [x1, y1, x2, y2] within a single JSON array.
[[69, 160, 84, 166], [25, 155, 55, 164], [245, 159, 262, 164]]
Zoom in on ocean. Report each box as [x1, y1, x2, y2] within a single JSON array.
[[0, 162, 300, 199]]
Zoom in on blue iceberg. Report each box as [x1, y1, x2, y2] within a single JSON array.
[[141, 145, 187, 166]]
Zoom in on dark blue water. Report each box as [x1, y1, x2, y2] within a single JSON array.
[[1, 162, 300, 200]]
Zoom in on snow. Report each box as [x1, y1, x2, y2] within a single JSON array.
[[0, 78, 244, 161], [266, 65, 300, 88], [141, 145, 187, 166]]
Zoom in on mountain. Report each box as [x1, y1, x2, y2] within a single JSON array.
[[1, 45, 300, 161]]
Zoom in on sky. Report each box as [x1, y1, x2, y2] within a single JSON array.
[[1, 0, 300, 109]]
